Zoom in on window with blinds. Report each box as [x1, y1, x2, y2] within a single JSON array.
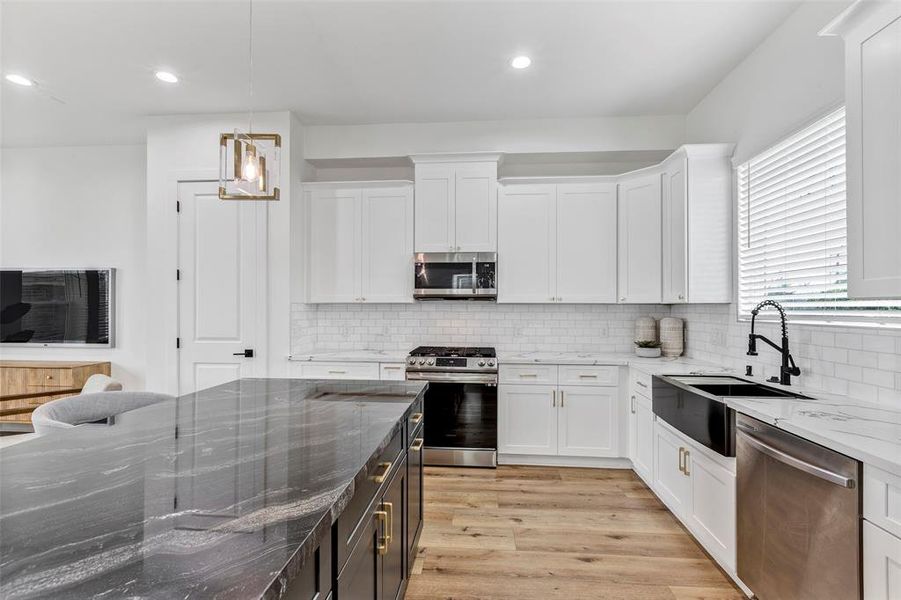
[[737, 107, 901, 322]]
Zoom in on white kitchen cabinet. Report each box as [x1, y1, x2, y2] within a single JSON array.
[[497, 184, 555, 302], [864, 520, 901, 600], [661, 145, 733, 304], [498, 180, 616, 303], [498, 384, 558, 455], [291, 360, 405, 381], [618, 172, 662, 303], [360, 187, 414, 302], [309, 187, 361, 303], [826, 2, 901, 299], [653, 420, 692, 520], [557, 385, 617, 457], [628, 392, 654, 485], [687, 444, 736, 572], [412, 156, 499, 252], [307, 182, 413, 304]]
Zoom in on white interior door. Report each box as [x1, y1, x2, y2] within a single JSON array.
[[556, 182, 617, 303], [177, 181, 266, 394]]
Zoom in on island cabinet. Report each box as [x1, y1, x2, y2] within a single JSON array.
[[334, 402, 424, 600]]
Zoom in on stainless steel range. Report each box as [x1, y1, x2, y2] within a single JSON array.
[[404, 346, 497, 467]]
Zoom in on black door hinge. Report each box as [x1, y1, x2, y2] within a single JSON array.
[[176, 269, 181, 281], [176, 337, 180, 349], [173, 496, 178, 511], [176, 201, 181, 213], [174, 425, 179, 439]]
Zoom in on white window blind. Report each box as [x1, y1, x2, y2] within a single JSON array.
[[737, 107, 901, 322]]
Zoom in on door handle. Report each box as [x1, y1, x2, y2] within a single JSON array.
[[233, 349, 254, 358]]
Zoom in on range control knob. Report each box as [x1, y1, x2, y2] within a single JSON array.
[[418, 359, 426, 365], [408, 358, 416, 365], [487, 360, 496, 367], [426, 359, 435, 366], [478, 360, 486, 367]]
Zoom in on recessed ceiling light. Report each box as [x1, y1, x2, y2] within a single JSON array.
[[155, 71, 179, 84], [511, 56, 532, 69], [5, 74, 33, 86]]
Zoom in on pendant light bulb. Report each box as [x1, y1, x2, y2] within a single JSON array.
[[242, 155, 259, 182]]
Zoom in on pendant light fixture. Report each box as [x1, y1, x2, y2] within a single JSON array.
[[219, 0, 280, 201]]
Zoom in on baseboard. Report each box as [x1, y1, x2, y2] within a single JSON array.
[[498, 454, 633, 469]]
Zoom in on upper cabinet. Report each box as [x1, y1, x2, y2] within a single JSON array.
[[412, 154, 500, 252], [618, 171, 662, 303], [307, 182, 414, 303], [661, 145, 733, 303], [498, 181, 617, 303], [825, 2, 901, 299]]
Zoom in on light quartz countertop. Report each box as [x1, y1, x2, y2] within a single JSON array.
[[498, 351, 732, 375], [289, 349, 409, 363]]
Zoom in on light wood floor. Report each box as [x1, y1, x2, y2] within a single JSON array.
[[406, 466, 745, 600]]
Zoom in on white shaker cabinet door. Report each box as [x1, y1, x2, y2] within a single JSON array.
[[498, 384, 558, 456], [414, 164, 456, 252], [844, 7, 901, 299], [454, 162, 498, 252], [497, 184, 556, 303], [361, 186, 414, 303], [555, 183, 618, 303], [618, 172, 662, 303], [653, 421, 691, 521], [661, 153, 688, 303], [629, 393, 655, 485], [557, 385, 617, 457], [686, 447, 736, 572], [309, 187, 361, 303], [864, 520, 901, 600]]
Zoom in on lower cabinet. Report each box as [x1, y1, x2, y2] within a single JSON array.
[[628, 392, 654, 484], [337, 455, 408, 600], [864, 520, 901, 600], [284, 533, 332, 600], [652, 419, 736, 572], [291, 361, 405, 381], [498, 382, 619, 458]]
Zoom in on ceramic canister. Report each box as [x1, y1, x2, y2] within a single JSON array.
[[659, 316, 684, 357]]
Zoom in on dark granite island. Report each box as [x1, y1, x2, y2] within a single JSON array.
[[0, 378, 427, 600]]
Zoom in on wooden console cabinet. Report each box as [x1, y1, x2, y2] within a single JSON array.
[[0, 360, 111, 425]]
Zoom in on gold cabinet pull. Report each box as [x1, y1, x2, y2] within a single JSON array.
[[578, 374, 598, 379], [372, 461, 392, 484], [328, 370, 347, 375], [560, 390, 565, 407], [552, 389, 556, 407], [375, 509, 389, 555], [383, 501, 393, 549], [683, 450, 690, 476], [678, 447, 685, 474], [410, 412, 423, 424], [630, 395, 636, 414], [410, 438, 424, 451]]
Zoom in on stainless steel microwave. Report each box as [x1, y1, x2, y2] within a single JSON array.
[[414, 252, 497, 300]]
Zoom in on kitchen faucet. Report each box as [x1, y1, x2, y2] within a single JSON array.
[[747, 300, 801, 386]]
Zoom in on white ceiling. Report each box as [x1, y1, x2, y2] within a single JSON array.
[[1, 0, 802, 148]]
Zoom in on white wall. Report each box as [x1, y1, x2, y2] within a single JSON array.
[[685, 1, 850, 164], [303, 115, 686, 159], [0, 145, 147, 390], [145, 112, 297, 394]]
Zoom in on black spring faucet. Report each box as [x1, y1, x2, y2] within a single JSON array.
[[747, 300, 801, 386]]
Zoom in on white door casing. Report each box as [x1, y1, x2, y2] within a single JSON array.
[[177, 181, 267, 394]]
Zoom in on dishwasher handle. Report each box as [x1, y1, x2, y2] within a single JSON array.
[[737, 423, 856, 489]]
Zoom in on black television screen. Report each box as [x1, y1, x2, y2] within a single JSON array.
[[0, 269, 114, 346]]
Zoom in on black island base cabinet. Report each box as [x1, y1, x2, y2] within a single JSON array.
[[289, 398, 424, 600]]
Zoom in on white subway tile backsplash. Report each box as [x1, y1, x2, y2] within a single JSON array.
[[291, 301, 901, 407]]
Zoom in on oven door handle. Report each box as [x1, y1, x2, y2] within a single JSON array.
[[737, 425, 855, 488], [406, 372, 498, 385]]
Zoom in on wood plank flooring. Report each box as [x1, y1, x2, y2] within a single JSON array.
[[406, 466, 745, 600]]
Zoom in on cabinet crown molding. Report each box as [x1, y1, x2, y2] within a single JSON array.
[[819, 0, 901, 37], [409, 152, 503, 164]]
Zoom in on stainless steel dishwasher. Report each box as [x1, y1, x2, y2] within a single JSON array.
[[736, 414, 861, 600]]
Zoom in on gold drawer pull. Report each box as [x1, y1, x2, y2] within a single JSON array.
[[410, 412, 423, 424], [578, 374, 598, 379], [519, 373, 538, 378], [636, 380, 648, 388], [383, 366, 402, 370], [375, 509, 389, 555], [328, 370, 347, 375], [373, 461, 392, 484], [410, 438, 424, 451]]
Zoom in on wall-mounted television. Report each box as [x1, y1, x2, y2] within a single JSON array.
[[0, 269, 115, 347]]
